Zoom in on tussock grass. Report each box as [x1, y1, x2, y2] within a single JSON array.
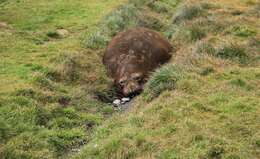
[[138, 15, 166, 31], [215, 44, 249, 64], [84, 3, 142, 49], [230, 25, 257, 37], [143, 64, 183, 101], [195, 41, 216, 55], [84, 0, 180, 49], [173, 4, 207, 23], [85, 31, 109, 49], [188, 24, 207, 41], [148, 1, 172, 14]]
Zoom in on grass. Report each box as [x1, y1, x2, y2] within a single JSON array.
[[173, 4, 207, 23], [1, 0, 260, 158], [73, 0, 260, 158], [0, 0, 127, 93], [143, 64, 184, 101], [215, 44, 249, 64], [0, 0, 127, 158], [230, 25, 257, 37]]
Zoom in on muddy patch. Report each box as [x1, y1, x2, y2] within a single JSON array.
[[94, 87, 135, 111]]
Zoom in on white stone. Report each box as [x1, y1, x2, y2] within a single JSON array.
[[113, 99, 121, 106], [121, 97, 130, 102]]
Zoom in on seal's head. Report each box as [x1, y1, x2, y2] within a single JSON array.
[[115, 63, 147, 97]]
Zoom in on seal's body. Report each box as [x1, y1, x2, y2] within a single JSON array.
[[103, 27, 172, 96]]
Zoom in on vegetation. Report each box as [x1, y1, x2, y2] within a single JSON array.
[[0, 0, 126, 158], [0, 0, 259, 159]]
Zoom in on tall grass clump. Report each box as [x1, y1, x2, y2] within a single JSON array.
[[230, 25, 257, 37], [188, 24, 206, 41], [195, 41, 216, 55], [85, 31, 109, 49], [84, 0, 181, 49], [173, 4, 206, 23], [105, 4, 140, 36], [148, 0, 181, 14], [84, 3, 142, 49], [215, 44, 249, 64], [148, 1, 171, 14], [143, 64, 183, 101]]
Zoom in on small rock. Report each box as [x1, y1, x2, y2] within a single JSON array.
[[56, 29, 69, 38], [113, 99, 121, 106], [121, 97, 130, 103]]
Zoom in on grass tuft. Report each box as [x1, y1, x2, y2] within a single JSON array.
[[48, 129, 85, 155], [148, 1, 171, 14], [216, 44, 249, 64], [143, 64, 183, 101], [230, 25, 257, 37], [200, 67, 215, 76], [188, 24, 206, 41], [84, 3, 141, 49], [138, 15, 166, 31], [85, 31, 109, 49], [173, 4, 206, 23], [195, 41, 216, 55]]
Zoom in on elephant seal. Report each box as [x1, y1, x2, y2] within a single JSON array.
[[103, 27, 172, 97]]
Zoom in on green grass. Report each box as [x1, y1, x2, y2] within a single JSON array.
[[72, 0, 260, 158], [74, 67, 260, 159], [0, 0, 127, 158], [143, 64, 184, 101], [1, 0, 260, 158], [0, 0, 127, 93]]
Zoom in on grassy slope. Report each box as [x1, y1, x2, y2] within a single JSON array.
[[0, 0, 127, 158], [0, 0, 126, 93], [74, 0, 260, 158], [0, 0, 259, 159]]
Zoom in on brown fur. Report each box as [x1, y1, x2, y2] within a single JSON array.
[[103, 27, 172, 96]]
